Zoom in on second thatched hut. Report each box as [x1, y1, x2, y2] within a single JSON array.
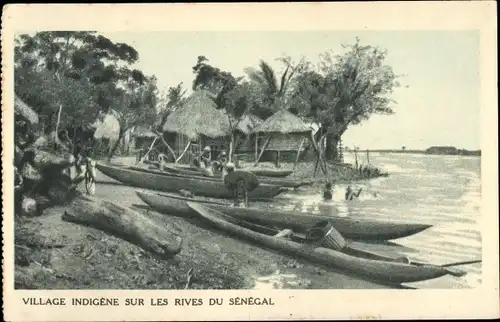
[[252, 109, 312, 167]]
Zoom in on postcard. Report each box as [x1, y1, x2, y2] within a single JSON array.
[[2, 2, 498, 321]]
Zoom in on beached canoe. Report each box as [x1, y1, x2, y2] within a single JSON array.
[[163, 163, 293, 178], [247, 169, 294, 178], [129, 165, 312, 189], [96, 163, 287, 200], [186, 202, 466, 284], [135, 190, 432, 241]]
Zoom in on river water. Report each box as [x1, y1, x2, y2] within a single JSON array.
[[260, 152, 482, 289]]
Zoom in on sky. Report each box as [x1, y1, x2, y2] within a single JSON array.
[[101, 30, 480, 150]]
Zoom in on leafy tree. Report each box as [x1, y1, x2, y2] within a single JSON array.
[[157, 82, 188, 130], [14, 31, 150, 152], [290, 38, 403, 161], [107, 75, 159, 161]]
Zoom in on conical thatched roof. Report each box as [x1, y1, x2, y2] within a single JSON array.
[[133, 125, 157, 138], [236, 113, 262, 135], [92, 111, 120, 141], [163, 90, 230, 140], [253, 110, 311, 134], [15, 95, 39, 124]]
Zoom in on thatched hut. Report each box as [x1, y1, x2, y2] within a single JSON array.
[[163, 90, 231, 164], [234, 113, 263, 153], [132, 125, 157, 146], [128, 125, 157, 157], [252, 109, 312, 167]]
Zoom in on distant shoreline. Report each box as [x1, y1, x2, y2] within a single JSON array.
[[348, 147, 481, 157]]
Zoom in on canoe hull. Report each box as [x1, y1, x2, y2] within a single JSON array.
[[135, 191, 432, 241], [187, 202, 454, 284], [248, 169, 294, 178], [97, 163, 286, 200], [132, 165, 308, 188]]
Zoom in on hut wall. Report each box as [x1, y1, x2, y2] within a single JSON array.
[[266, 133, 305, 151], [174, 133, 194, 165], [234, 133, 255, 153]]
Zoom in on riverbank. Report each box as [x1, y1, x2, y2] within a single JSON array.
[[14, 159, 395, 290], [239, 160, 387, 184]]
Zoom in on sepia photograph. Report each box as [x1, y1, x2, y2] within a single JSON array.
[[3, 2, 498, 321]]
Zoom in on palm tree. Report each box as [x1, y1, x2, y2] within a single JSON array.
[[244, 60, 297, 115]]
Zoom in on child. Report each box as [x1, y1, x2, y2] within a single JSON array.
[[345, 185, 363, 201], [323, 182, 333, 201]]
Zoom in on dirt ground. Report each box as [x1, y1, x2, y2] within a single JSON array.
[[15, 159, 396, 290]]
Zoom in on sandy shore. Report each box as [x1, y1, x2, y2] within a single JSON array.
[[15, 157, 400, 290]]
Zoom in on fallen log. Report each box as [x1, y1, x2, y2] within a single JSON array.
[[62, 196, 183, 258]]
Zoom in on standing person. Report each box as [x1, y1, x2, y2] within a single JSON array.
[[223, 162, 248, 208]]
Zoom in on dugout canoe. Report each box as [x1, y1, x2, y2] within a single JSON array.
[[135, 190, 432, 241], [96, 163, 287, 200], [129, 165, 312, 189], [246, 169, 294, 178], [166, 163, 293, 178], [186, 202, 466, 284]]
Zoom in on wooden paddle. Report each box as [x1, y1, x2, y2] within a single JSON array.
[[437, 260, 482, 268]]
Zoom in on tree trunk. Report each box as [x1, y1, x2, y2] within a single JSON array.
[[107, 128, 125, 162], [53, 104, 63, 149], [325, 132, 340, 162], [228, 133, 235, 163], [62, 195, 183, 258], [308, 131, 328, 176]]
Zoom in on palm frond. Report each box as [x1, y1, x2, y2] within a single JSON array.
[[278, 66, 290, 95], [259, 60, 278, 95]]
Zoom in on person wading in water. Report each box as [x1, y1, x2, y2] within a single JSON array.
[[345, 185, 363, 201], [323, 182, 334, 201]]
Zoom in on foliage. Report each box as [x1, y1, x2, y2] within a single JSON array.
[[156, 82, 188, 130], [289, 38, 403, 160], [243, 56, 308, 115], [14, 32, 153, 138]]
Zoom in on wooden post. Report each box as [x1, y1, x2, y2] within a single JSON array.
[[254, 133, 259, 162], [308, 132, 327, 176], [276, 151, 281, 168], [293, 138, 305, 170], [176, 141, 192, 163], [354, 148, 359, 170], [153, 131, 177, 162], [136, 137, 158, 165], [254, 134, 272, 166]]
